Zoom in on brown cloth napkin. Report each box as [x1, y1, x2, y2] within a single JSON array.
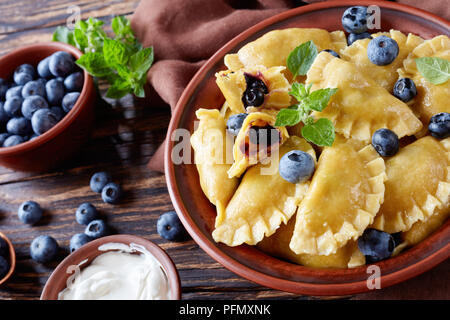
[[130, 0, 450, 172]]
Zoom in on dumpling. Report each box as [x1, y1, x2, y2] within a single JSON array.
[[402, 207, 450, 246], [341, 30, 424, 91], [213, 136, 315, 246], [215, 66, 291, 114], [228, 111, 289, 178], [398, 35, 450, 129], [191, 109, 239, 222], [306, 52, 423, 143], [224, 28, 347, 76], [257, 215, 365, 268], [290, 136, 387, 256], [372, 136, 450, 233]]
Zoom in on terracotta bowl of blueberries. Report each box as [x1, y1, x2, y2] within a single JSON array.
[[0, 232, 16, 287], [0, 42, 95, 172]]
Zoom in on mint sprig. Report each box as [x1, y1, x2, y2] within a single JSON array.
[[275, 83, 337, 147], [53, 16, 154, 99], [287, 40, 318, 78], [415, 57, 450, 85]]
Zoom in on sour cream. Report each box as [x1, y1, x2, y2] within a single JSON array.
[[58, 242, 170, 300]]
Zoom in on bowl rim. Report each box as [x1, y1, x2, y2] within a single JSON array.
[[0, 42, 94, 155], [0, 232, 16, 286], [40, 234, 181, 300], [165, 0, 450, 296]]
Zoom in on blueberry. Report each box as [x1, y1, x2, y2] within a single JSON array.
[[242, 88, 265, 108], [0, 78, 8, 100], [0, 256, 9, 279], [0, 133, 10, 146], [37, 56, 52, 78], [22, 95, 49, 119], [85, 219, 108, 239], [62, 92, 80, 113], [101, 182, 122, 204], [358, 228, 395, 263], [157, 211, 189, 242], [244, 74, 268, 94], [0, 102, 10, 123], [49, 51, 74, 77], [321, 49, 340, 58], [393, 78, 417, 102], [14, 64, 36, 85], [0, 236, 8, 257], [18, 200, 43, 225], [50, 106, 65, 121], [21, 80, 46, 98], [226, 113, 248, 135], [7, 117, 31, 135], [367, 36, 399, 66], [347, 32, 372, 45], [4, 96, 23, 117], [75, 203, 98, 225], [64, 72, 84, 92], [342, 6, 368, 34], [31, 108, 58, 135], [5, 85, 23, 100], [3, 135, 24, 147], [45, 78, 65, 105], [372, 128, 399, 157], [279, 150, 315, 184], [429, 113, 450, 139], [29, 134, 39, 141], [90, 172, 112, 193], [69, 233, 92, 252], [248, 125, 279, 147], [30, 235, 59, 263]]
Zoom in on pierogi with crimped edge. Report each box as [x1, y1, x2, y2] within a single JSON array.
[[191, 21, 450, 269]]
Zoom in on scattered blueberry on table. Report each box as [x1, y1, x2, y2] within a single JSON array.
[[90, 171, 113, 193], [85, 219, 108, 239], [101, 182, 122, 204], [157, 211, 189, 242], [0, 51, 83, 148], [30, 235, 59, 263], [18, 200, 43, 225], [358, 228, 396, 263], [75, 203, 99, 225], [69, 233, 92, 253]]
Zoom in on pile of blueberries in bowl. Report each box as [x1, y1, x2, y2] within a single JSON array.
[[0, 51, 83, 147]]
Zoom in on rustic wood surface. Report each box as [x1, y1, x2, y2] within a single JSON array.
[[0, 0, 448, 300]]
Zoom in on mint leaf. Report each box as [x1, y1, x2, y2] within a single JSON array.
[[416, 57, 450, 85], [129, 47, 154, 78], [103, 38, 128, 67], [287, 40, 318, 78], [52, 26, 75, 46], [289, 82, 310, 101], [73, 28, 88, 52], [274, 108, 301, 127], [304, 88, 338, 112], [301, 118, 335, 147], [76, 52, 113, 77], [106, 78, 132, 99]]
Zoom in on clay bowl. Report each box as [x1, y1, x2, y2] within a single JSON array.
[[165, 0, 450, 296], [0, 42, 95, 172], [41, 235, 181, 300], [0, 232, 16, 287]]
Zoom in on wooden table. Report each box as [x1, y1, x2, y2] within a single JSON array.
[[0, 0, 448, 300]]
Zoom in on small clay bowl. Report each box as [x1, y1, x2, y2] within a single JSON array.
[[0, 42, 96, 172], [165, 0, 450, 296], [40, 235, 181, 300], [0, 232, 16, 287]]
